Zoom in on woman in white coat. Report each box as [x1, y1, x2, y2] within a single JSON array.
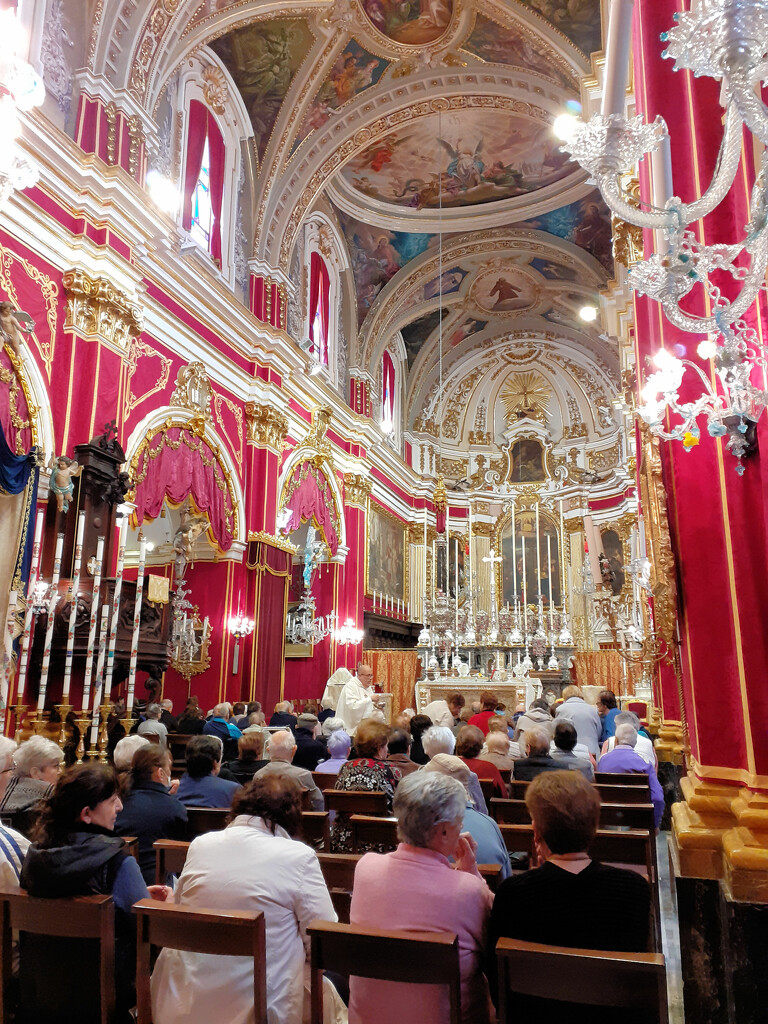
[[151, 773, 337, 1024]]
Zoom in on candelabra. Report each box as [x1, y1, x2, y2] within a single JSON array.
[[334, 618, 364, 647], [286, 591, 336, 646], [557, 0, 768, 472], [228, 614, 254, 674], [0, 9, 45, 210]]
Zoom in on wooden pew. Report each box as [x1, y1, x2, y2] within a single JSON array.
[[349, 815, 397, 853], [155, 839, 190, 885], [0, 887, 115, 1024], [491, 798, 656, 833], [323, 790, 388, 816], [595, 772, 651, 786], [185, 807, 229, 839], [301, 811, 331, 852], [496, 938, 668, 1023], [308, 921, 461, 1024], [594, 783, 652, 805], [312, 771, 339, 791], [135, 899, 268, 1024], [121, 836, 140, 862]]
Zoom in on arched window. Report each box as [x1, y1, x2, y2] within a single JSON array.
[[183, 100, 225, 265], [381, 350, 395, 433], [308, 252, 330, 368]]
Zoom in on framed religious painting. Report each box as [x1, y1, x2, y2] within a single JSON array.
[[366, 501, 407, 603]]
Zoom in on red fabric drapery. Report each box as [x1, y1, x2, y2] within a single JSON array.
[[308, 252, 330, 365], [283, 461, 339, 554], [182, 100, 225, 262], [207, 115, 225, 264], [246, 539, 291, 712], [382, 350, 395, 427], [133, 426, 235, 550]]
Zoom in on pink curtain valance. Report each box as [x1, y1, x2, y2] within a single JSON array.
[[283, 460, 339, 554], [133, 426, 235, 550]]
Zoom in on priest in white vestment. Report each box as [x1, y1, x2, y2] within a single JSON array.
[[336, 663, 382, 735]]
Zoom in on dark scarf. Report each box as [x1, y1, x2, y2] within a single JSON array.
[[20, 823, 127, 898]]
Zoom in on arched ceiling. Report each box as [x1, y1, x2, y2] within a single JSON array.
[[85, 0, 622, 479]]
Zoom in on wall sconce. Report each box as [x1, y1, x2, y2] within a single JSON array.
[[334, 618, 364, 647], [228, 614, 254, 674]]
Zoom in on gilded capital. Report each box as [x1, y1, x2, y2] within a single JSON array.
[[62, 269, 144, 354], [344, 472, 372, 508], [245, 402, 288, 453]]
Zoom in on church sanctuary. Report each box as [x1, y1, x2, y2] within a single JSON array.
[[1, 0, 767, 1020]]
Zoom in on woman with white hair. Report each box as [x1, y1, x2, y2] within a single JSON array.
[[349, 772, 494, 1024], [0, 735, 63, 831], [315, 730, 351, 774], [421, 725, 488, 813]]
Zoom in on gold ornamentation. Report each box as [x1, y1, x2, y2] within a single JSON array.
[[638, 420, 678, 647], [247, 529, 298, 555], [433, 474, 447, 517], [202, 65, 228, 115], [213, 393, 244, 472], [0, 243, 58, 379], [123, 338, 172, 418], [468, 430, 491, 446], [62, 269, 144, 355], [126, 114, 144, 177], [563, 422, 588, 439], [170, 361, 213, 422], [171, 606, 212, 682], [612, 178, 643, 268], [305, 405, 333, 461], [244, 402, 288, 453], [105, 102, 117, 165], [0, 358, 36, 453], [147, 574, 169, 604], [344, 472, 372, 508], [589, 441, 621, 473], [500, 371, 550, 423]]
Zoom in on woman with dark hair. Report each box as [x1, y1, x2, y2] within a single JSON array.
[[331, 719, 400, 852], [151, 773, 337, 1024], [114, 745, 188, 884], [20, 763, 170, 1023], [176, 698, 205, 735], [409, 713, 433, 765], [222, 731, 269, 784]]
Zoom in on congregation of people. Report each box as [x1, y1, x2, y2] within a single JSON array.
[[0, 671, 665, 1023]]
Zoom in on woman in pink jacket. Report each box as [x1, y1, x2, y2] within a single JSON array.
[[348, 772, 494, 1024]]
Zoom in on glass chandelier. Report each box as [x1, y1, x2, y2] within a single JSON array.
[[556, 0, 768, 472], [0, 9, 45, 208]]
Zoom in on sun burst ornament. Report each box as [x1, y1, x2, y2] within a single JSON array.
[[501, 372, 551, 423]]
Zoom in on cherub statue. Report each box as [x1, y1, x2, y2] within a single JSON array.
[[172, 509, 209, 579], [48, 455, 82, 513], [302, 525, 324, 591], [0, 302, 26, 362]]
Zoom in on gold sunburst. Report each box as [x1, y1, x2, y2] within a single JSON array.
[[500, 372, 551, 423]]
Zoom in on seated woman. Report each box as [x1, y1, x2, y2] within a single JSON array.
[[349, 772, 494, 1024], [151, 773, 337, 1024], [408, 714, 433, 765], [176, 699, 205, 735], [114, 745, 188, 885], [222, 732, 269, 784], [455, 725, 506, 798], [314, 729, 351, 773], [331, 720, 400, 852], [0, 736, 64, 835], [20, 763, 169, 1024], [488, 770, 651, 1018]]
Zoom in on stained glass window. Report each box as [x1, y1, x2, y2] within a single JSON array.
[[190, 136, 212, 249]]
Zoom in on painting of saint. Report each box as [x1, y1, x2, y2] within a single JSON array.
[[295, 41, 388, 147], [473, 268, 537, 314], [341, 109, 577, 210], [521, 192, 614, 275], [361, 0, 454, 46], [423, 266, 467, 300], [211, 20, 314, 159], [529, 257, 578, 282], [510, 439, 545, 482], [401, 308, 447, 369], [464, 14, 576, 91], [601, 528, 625, 596], [435, 536, 465, 600], [367, 504, 406, 600], [448, 317, 487, 347], [520, 0, 601, 58], [501, 512, 561, 608]]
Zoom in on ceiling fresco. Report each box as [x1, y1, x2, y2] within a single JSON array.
[[506, 192, 614, 275], [360, 0, 455, 45], [518, 0, 602, 57], [462, 14, 577, 90], [339, 108, 576, 210]]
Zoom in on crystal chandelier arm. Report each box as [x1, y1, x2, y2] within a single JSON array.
[[597, 170, 673, 230], [678, 101, 745, 223], [727, 65, 768, 148]]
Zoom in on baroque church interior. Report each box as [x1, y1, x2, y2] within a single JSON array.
[[1, 0, 768, 1020]]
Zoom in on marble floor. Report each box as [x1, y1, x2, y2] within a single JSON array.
[[657, 833, 685, 1024]]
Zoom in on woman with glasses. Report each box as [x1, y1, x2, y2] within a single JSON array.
[[0, 735, 63, 835]]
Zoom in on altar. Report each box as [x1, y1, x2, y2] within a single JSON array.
[[416, 674, 543, 716]]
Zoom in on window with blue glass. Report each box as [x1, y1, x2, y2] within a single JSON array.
[[190, 136, 213, 248]]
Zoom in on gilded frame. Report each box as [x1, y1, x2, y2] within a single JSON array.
[[365, 499, 408, 602]]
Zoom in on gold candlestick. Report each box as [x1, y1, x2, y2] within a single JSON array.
[[58, 703, 73, 748], [74, 712, 92, 764], [12, 704, 27, 744], [97, 701, 111, 763]]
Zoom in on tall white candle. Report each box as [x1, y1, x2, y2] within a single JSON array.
[[125, 535, 147, 714], [90, 605, 109, 749], [511, 501, 517, 601], [81, 536, 105, 713], [15, 509, 44, 705], [432, 540, 436, 602], [454, 538, 459, 633], [423, 508, 428, 620], [601, 0, 635, 117], [61, 512, 86, 702], [37, 532, 65, 713], [468, 504, 473, 597], [103, 515, 128, 703], [560, 500, 566, 607], [522, 535, 528, 612], [547, 535, 554, 631], [535, 504, 541, 601], [444, 509, 450, 594]]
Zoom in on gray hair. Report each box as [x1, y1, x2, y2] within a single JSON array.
[[486, 732, 510, 753], [524, 726, 550, 756], [267, 729, 296, 761], [145, 703, 162, 721], [113, 734, 151, 771], [0, 737, 16, 768], [213, 702, 231, 719], [161, 699, 173, 711], [422, 725, 456, 759], [393, 773, 466, 847], [615, 722, 638, 747], [327, 730, 352, 758], [615, 711, 641, 731], [321, 716, 345, 738], [13, 735, 63, 777]]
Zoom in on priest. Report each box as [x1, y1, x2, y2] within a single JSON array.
[[336, 663, 384, 736]]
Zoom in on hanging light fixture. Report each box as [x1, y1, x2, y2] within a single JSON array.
[[556, 0, 768, 472], [0, 9, 45, 208]]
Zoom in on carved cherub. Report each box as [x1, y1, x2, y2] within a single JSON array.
[[48, 455, 82, 513], [173, 510, 209, 579], [0, 302, 25, 362]]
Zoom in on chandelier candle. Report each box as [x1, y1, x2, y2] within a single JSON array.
[[61, 511, 86, 704], [547, 535, 554, 632], [125, 535, 147, 715], [601, 0, 635, 117], [535, 504, 541, 601], [80, 535, 104, 714], [15, 509, 44, 706], [36, 532, 65, 714], [522, 535, 528, 613], [103, 514, 128, 702]]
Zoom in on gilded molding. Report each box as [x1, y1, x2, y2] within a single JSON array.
[[126, 114, 145, 177], [247, 529, 298, 555], [62, 269, 144, 355], [170, 361, 213, 423], [202, 65, 228, 115], [244, 401, 288, 453], [105, 102, 117, 166], [343, 472, 372, 508], [638, 420, 678, 647]]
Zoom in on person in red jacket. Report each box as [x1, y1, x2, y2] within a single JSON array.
[[468, 691, 499, 735], [456, 725, 506, 798]]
